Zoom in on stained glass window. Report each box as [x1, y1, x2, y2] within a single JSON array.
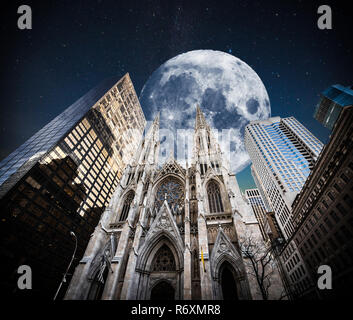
[[207, 180, 224, 213], [119, 190, 134, 221], [155, 177, 184, 212]]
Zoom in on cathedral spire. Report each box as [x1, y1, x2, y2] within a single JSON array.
[[166, 150, 175, 163], [195, 105, 207, 130], [153, 112, 160, 128]]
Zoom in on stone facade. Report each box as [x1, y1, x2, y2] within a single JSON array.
[[281, 105, 353, 299], [65, 107, 284, 300]]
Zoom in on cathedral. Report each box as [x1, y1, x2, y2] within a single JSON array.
[[65, 106, 282, 300]]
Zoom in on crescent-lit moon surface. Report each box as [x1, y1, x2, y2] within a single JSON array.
[[140, 49, 271, 173]]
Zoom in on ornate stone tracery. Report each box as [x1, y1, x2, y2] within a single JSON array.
[[119, 190, 135, 221], [152, 245, 176, 271], [154, 176, 184, 212], [207, 180, 224, 213]]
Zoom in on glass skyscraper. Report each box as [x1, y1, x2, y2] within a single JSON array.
[[0, 73, 145, 298], [245, 116, 323, 239], [314, 84, 353, 130]]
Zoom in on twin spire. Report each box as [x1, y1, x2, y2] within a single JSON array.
[[151, 105, 208, 130]]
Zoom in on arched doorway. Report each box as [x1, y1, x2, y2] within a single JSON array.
[[150, 281, 175, 300], [220, 262, 238, 300]]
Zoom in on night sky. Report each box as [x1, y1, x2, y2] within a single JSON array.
[[1, 0, 352, 191]]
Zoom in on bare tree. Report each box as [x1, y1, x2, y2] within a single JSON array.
[[238, 231, 277, 300]]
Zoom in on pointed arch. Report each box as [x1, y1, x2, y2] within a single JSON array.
[[119, 190, 135, 221], [152, 244, 176, 272], [219, 261, 239, 300], [207, 180, 224, 213], [134, 230, 184, 300], [136, 230, 184, 273], [210, 228, 252, 300], [86, 267, 108, 300]]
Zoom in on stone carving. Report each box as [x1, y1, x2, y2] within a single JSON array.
[[154, 176, 185, 212], [154, 158, 186, 182], [210, 228, 242, 280], [228, 190, 235, 198], [143, 201, 184, 251], [87, 234, 117, 282]]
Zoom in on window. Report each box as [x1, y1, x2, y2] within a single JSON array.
[[333, 183, 342, 193], [152, 245, 176, 271], [327, 192, 335, 202], [329, 210, 340, 223], [341, 173, 349, 184], [119, 190, 134, 221], [155, 177, 184, 212], [336, 203, 347, 216], [207, 180, 224, 213], [324, 217, 334, 230], [319, 224, 328, 235], [322, 200, 329, 209]]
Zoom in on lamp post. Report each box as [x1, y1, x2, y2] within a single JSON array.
[[53, 231, 77, 300]]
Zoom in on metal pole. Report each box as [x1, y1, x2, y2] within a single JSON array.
[[53, 231, 77, 300]]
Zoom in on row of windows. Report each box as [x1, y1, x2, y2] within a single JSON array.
[[245, 135, 294, 238], [289, 263, 306, 284]]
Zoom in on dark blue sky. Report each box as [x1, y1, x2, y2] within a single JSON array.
[[1, 0, 352, 191]]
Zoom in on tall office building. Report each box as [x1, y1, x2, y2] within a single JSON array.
[[244, 116, 324, 239], [0, 73, 145, 298], [314, 84, 353, 130], [284, 105, 353, 299], [245, 189, 268, 241]]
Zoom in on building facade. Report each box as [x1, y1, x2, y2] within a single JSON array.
[[283, 105, 353, 299], [245, 189, 268, 242], [0, 74, 145, 298], [314, 84, 353, 130], [65, 107, 284, 300], [244, 116, 323, 240]]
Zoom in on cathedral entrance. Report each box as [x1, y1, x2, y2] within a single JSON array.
[[150, 281, 175, 300], [220, 261, 238, 300]]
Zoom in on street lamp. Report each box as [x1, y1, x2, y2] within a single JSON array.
[[53, 231, 77, 300]]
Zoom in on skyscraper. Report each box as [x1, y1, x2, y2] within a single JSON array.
[[0, 73, 145, 298], [285, 104, 353, 299], [244, 116, 323, 239], [245, 189, 268, 241], [314, 84, 353, 130]]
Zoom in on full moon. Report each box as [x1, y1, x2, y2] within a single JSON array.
[[140, 49, 271, 173]]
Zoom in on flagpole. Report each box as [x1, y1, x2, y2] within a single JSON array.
[[201, 246, 206, 273]]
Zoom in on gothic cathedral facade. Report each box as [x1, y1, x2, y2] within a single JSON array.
[[65, 107, 271, 300]]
